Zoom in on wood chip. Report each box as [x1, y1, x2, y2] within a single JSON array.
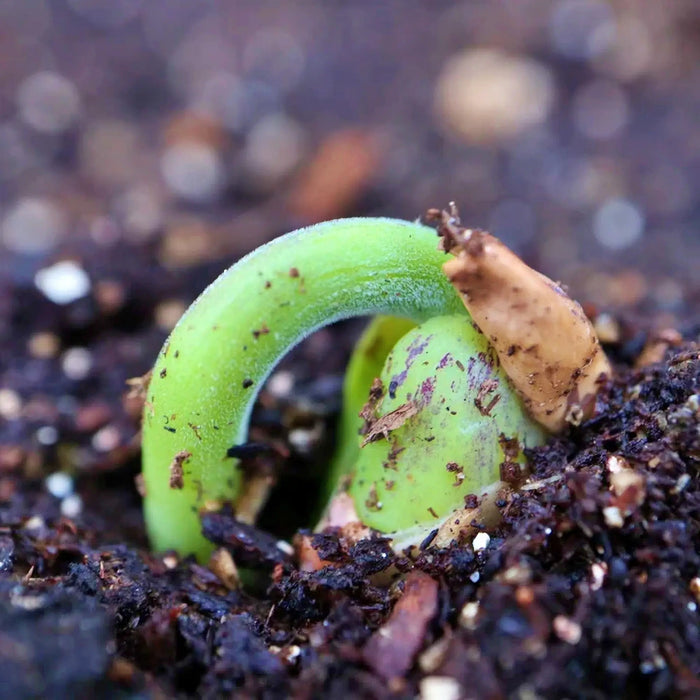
[[363, 570, 439, 681]]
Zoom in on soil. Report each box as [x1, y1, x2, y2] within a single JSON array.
[[1, 233, 698, 698], [1, 3, 699, 699]]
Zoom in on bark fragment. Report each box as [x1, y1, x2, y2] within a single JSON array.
[[362, 570, 439, 681]]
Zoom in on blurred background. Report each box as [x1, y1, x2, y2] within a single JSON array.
[[1, 1, 699, 294], [0, 1, 698, 501]]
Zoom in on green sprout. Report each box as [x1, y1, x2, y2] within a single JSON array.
[[141, 217, 544, 560]]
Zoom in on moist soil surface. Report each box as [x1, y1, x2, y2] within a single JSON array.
[[0, 239, 698, 698]]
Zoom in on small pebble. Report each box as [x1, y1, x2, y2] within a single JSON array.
[[163, 112, 226, 149], [45, 472, 74, 499], [609, 469, 644, 502], [288, 425, 322, 454], [60, 493, 83, 518], [61, 347, 93, 380], [242, 113, 307, 190], [159, 221, 215, 267], [434, 49, 555, 144], [28, 332, 60, 359], [279, 645, 301, 664], [459, 601, 480, 629], [276, 540, 294, 556], [35, 260, 91, 305], [553, 615, 582, 645], [590, 561, 607, 590], [0, 389, 22, 420], [163, 554, 179, 569], [91, 425, 121, 453], [419, 676, 462, 700], [472, 532, 490, 552], [606, 455, 629, 474], [603, 506, 624, 528], [1, 198, 65, 254], [267, 371, 294, 398], [94, 280, 126, 315], [36, 426, 58, 446], [24, 515, 46, 531], [161, 141, 223, 203], [594, 313, 621, 344], [608, 558, 627, 584], [17, 71, 81, 133], [418, 636, 451, 673], [593, 198, 644, 250]]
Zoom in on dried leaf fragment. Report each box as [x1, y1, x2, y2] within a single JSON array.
[[361, 401, 419, 446]]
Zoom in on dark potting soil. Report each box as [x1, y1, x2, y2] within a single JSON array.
[[0, 234, 698, 698]]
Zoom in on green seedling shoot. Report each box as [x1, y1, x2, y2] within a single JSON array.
[[141, 217, 544, 561]]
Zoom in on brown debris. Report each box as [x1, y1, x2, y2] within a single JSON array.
[[208, 547, 240, 590], [474, 378, 501, 416], [359, 377, 384, 431], [361, 401, 419, 446], [445, 462, 465, 486], [234, 473, 276, 525], [365, 482, 382, 511], [168, 450, 191, 489], [609, 468, 646, 517], [252, 323, 270, 340], [295, 534, 337, 573], [363, 570, 439, 681], [635, 328, 683, 368], [432, 481, 506, 548], [436, 206, 611, 433], [314, 492, 372, 545], [125, 370, 152, 402]]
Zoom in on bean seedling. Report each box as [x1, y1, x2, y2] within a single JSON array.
[[141, 212, 608, 561]]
